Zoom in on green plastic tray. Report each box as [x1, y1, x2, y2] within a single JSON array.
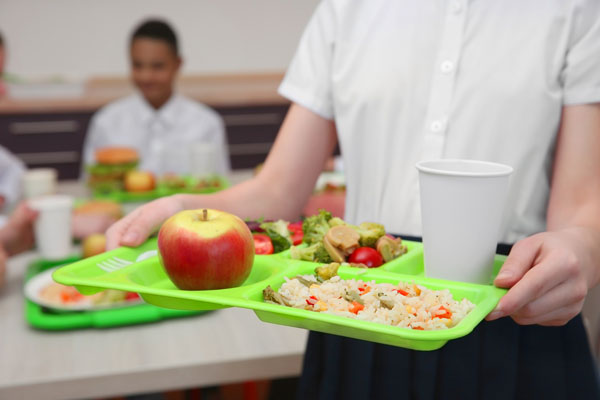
[[53, 240, 507, 350], [92, 175, 229, 203], [25, 253, 206, 331]]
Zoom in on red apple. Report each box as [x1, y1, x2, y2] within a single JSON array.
[[157, 209, 255, 290], [124, 170, 156, 192]]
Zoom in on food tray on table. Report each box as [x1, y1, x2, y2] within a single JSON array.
[[92, 175, 229, 203], [24, 242, 206, 330], [53, 239, 507, 350]]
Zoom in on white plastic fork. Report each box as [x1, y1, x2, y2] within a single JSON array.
[[96, 250, 158, 273]]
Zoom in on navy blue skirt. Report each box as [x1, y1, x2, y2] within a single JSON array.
[[296, 240, 599, 399], [297, 316, 599, 400]]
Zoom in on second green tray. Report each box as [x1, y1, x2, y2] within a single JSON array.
[[25, 255, 207, 331], [93, 175, 229, 203]]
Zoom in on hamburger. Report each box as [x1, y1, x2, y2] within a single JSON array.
[[87, 147, 139, 192], [74, 200, 123, 220]]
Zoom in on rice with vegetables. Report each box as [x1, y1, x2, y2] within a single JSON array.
[[264, 265, 475, 331]]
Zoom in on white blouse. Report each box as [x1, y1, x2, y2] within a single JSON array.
[[279, 0, 600, 243], [83, 93, 231, 177]]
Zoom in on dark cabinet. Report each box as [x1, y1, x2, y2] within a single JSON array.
[[0, 103, 290, 180], [219, 104, 288, 169], [0, 112, 92, 179]]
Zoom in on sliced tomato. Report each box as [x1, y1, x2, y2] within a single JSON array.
[[348, 247, 383, 268], [125, 292, 140, 301], [288, 222, 304, 245], [60, 289, 84, 303], [60, 291, 70, 303], [253, 233, 274, 255]]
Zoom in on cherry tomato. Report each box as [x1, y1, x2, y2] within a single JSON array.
[[253, 233, 274, 255], [288, 222, 304, 245], [289, 230, 303, 246], [348, 247, 383, 268]]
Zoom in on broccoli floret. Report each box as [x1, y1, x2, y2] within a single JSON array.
[[354, 222, 386, 248], [302, 209, 332, 245], [328, 217, 346, 228], [260, 220, 292, 253], [313, 244, 334, 263], [289, 242, 332, 263], [376, 235, 408, 262], [267, 230, 292, 253], [260, 220, 292, 241], [290, 243, 319, 261], [315, 263, 340, 281]]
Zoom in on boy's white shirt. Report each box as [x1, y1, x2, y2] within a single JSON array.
[[83, 93, 231, 177]]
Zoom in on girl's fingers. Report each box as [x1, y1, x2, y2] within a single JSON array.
[[493, 236, 541, 288], [488, 250, 576, 320]]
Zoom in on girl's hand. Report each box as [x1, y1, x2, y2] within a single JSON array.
[[105, 195, 185, 250], [0, 202, 38, 256], [486, 228, 595, 326]]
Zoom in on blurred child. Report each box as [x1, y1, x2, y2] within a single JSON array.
[[82, 19, 230, 177], [0, 146, 25, 211]]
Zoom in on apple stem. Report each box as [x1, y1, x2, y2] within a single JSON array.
[[202, 209, 208, 221]]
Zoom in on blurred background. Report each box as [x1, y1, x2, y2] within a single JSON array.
[[0, 2, 348, 399], [1, 0, 317, 80], [0, 0, 341, 177]]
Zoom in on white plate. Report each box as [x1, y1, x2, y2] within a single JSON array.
[[24, 266, 142, 311]]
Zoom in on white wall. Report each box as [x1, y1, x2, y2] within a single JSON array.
[[0, 0, 319, 81]]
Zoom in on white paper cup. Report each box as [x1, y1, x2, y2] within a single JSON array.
[[29, 195, 73, 260], [416, 159, 513, 284], [22, 168, 58, 199], [159, 144, 192, 176], [190, 142, 216, 178]]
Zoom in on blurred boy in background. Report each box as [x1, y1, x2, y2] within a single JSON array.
[[82, 19, 230, 177]]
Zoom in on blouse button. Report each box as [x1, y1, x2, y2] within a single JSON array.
[[440, 60, 454, 74], [430, 120, 444, 132], [450, 1, 463, 14]]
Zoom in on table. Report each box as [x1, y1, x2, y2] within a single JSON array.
[[0, 173, 308, 400]]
